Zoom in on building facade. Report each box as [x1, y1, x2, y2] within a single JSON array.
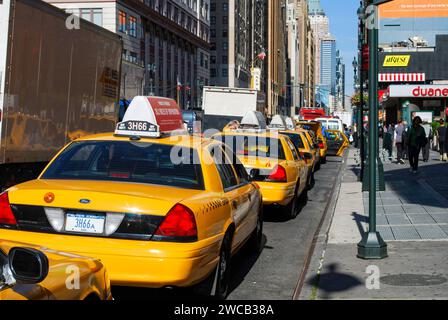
[[209, 0, 267, 96], [286, 1, 300, 116], [47, 0, 210, 109], [295, 0, 314, 109], [267, 0, 287, 116]]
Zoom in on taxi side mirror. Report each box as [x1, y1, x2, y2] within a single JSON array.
[[249, 169, 261, 181], [8, 247, 49, 284], [303, 152, 313, 160]]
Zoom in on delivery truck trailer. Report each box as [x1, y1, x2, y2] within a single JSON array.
[[0, 0, 122, 189], [202, 86, 265, 132]]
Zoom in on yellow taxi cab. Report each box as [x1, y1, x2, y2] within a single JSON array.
[[297, 121, 328, 164], [0, 240, 111, 300], [279, 130, 316, 189], [213, 113, 308, 220], [265, 115, 315, 190], [326, 129, 350, 156], [0, 96, 263, 299]]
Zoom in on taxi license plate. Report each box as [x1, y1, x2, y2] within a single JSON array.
[[65, 213, 105, 234]]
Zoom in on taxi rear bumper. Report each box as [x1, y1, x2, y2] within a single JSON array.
[[256, 181, 296, 206], [0, 229, 221, 288]]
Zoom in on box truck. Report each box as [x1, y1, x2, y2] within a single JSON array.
[[201, 86, 265, 132], [0, 0, 122, 189]]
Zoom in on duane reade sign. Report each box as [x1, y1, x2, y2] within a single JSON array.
[[389, 85, 448, 98]]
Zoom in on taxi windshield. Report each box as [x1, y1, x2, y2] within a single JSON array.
[[42, 141, 204, 190], [214, 135, 285, 160]]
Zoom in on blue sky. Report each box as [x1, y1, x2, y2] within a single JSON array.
[[321, 0, 359, 97]]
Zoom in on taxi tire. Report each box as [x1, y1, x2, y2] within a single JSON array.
[[321, 156, 327, 164], [247, 208, 264, 254], [214, 231, 233, 300], [283, 193, 299, 220]]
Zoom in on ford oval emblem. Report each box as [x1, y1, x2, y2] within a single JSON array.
[[79, 199, 91, 204]]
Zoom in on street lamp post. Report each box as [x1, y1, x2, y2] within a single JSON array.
[[357, 2, 366, 182], [357, 0, 390, 260]]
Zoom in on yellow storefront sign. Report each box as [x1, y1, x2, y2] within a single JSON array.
[[383, 55, 411, 67]]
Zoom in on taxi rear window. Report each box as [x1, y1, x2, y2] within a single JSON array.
[[213, 135, 286, 160], [282, 132, 305, 149], [42, 141, 204, 190]]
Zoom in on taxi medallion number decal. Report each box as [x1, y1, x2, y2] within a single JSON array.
[[65, 213, 105, 234], [117, 120, 157, 133]]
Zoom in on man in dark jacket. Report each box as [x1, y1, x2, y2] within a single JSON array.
[[437, 120, 447, 162], [408, 116, 427, 173]]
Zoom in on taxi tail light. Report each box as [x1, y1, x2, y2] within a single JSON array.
[[267, 165, 287, 182], [318, 142, 325, 149], [154, 204, 197, 240], [0, 192, 17, 225]]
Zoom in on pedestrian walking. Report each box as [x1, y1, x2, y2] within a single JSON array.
[[437, 119, 447, 161], [421, 121, 432, 162], [402, 121, 409, 159], [408, 116, 428, 174], [394, 120, 405, 164]]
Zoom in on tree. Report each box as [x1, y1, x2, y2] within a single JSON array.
[[351, 92, 368, 108]]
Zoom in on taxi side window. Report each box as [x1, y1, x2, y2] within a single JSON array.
[[285, 137, 300, 161], [211, 146, 238, 191], [221, 145, 250, 184]]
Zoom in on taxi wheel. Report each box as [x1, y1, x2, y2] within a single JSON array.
[[214, 232, 232, 299], [283, 194, 299, 220], [247, 208, 264, 253], [321, 156, 327, 164]]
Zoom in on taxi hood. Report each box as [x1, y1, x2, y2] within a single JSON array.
[[7, 179, 202, 217]]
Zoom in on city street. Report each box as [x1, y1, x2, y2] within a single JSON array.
[[112, 156, 345, 300]]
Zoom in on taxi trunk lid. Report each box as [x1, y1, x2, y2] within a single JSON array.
[[5, 179, 202, 240]]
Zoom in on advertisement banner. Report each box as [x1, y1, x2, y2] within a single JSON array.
[[389, 85, 448, 98], [379, 0, 448, 19]]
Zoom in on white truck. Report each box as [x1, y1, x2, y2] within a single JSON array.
[[0, 0, 122, 189], [333, 111, 354, 128], [202, 86, 266, 131]]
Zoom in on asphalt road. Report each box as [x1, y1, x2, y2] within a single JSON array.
[[112, 156, 344, 300]]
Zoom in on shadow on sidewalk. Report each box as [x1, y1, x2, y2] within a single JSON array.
[[352, 212, 367, 238], [307, 263, 363, 299]]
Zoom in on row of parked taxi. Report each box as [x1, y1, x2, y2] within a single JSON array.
[[0, 96, 348, 300]]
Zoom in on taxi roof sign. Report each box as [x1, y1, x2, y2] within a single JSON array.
[[240, 111, 267, 129], [268, 115, 287, 130], [115, 96, 185, 138], [285, 117, 295, 130]]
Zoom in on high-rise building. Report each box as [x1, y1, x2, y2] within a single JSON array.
[[336, 50, 345, 111], [209, 0, 267, 95], [46, 0, 210, 109], [286, 1, 300, 116], [307, 0, 324, 15], [320, 35, 336, 112], [309, 12, 329, 86], [295, 0, 314, 109], [267, 0, 288, 116]]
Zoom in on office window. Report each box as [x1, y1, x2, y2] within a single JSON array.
[[118, 10, 126, 33], [222, 55, 227, 64], [210, 56, 216, 64], [210, 16, 216, 25], [129, 16, 137, 37], [222, 30, 228, 38], [223, 42, 228, 50], [210, 68, 216, 77], [222, 16, 228, 24], [222, 68, 228, 77], [210, 3, 215, 11], [223, 3, 228, 12]]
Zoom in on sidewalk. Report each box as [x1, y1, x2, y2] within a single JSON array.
[[299, 147, 448, 300]]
